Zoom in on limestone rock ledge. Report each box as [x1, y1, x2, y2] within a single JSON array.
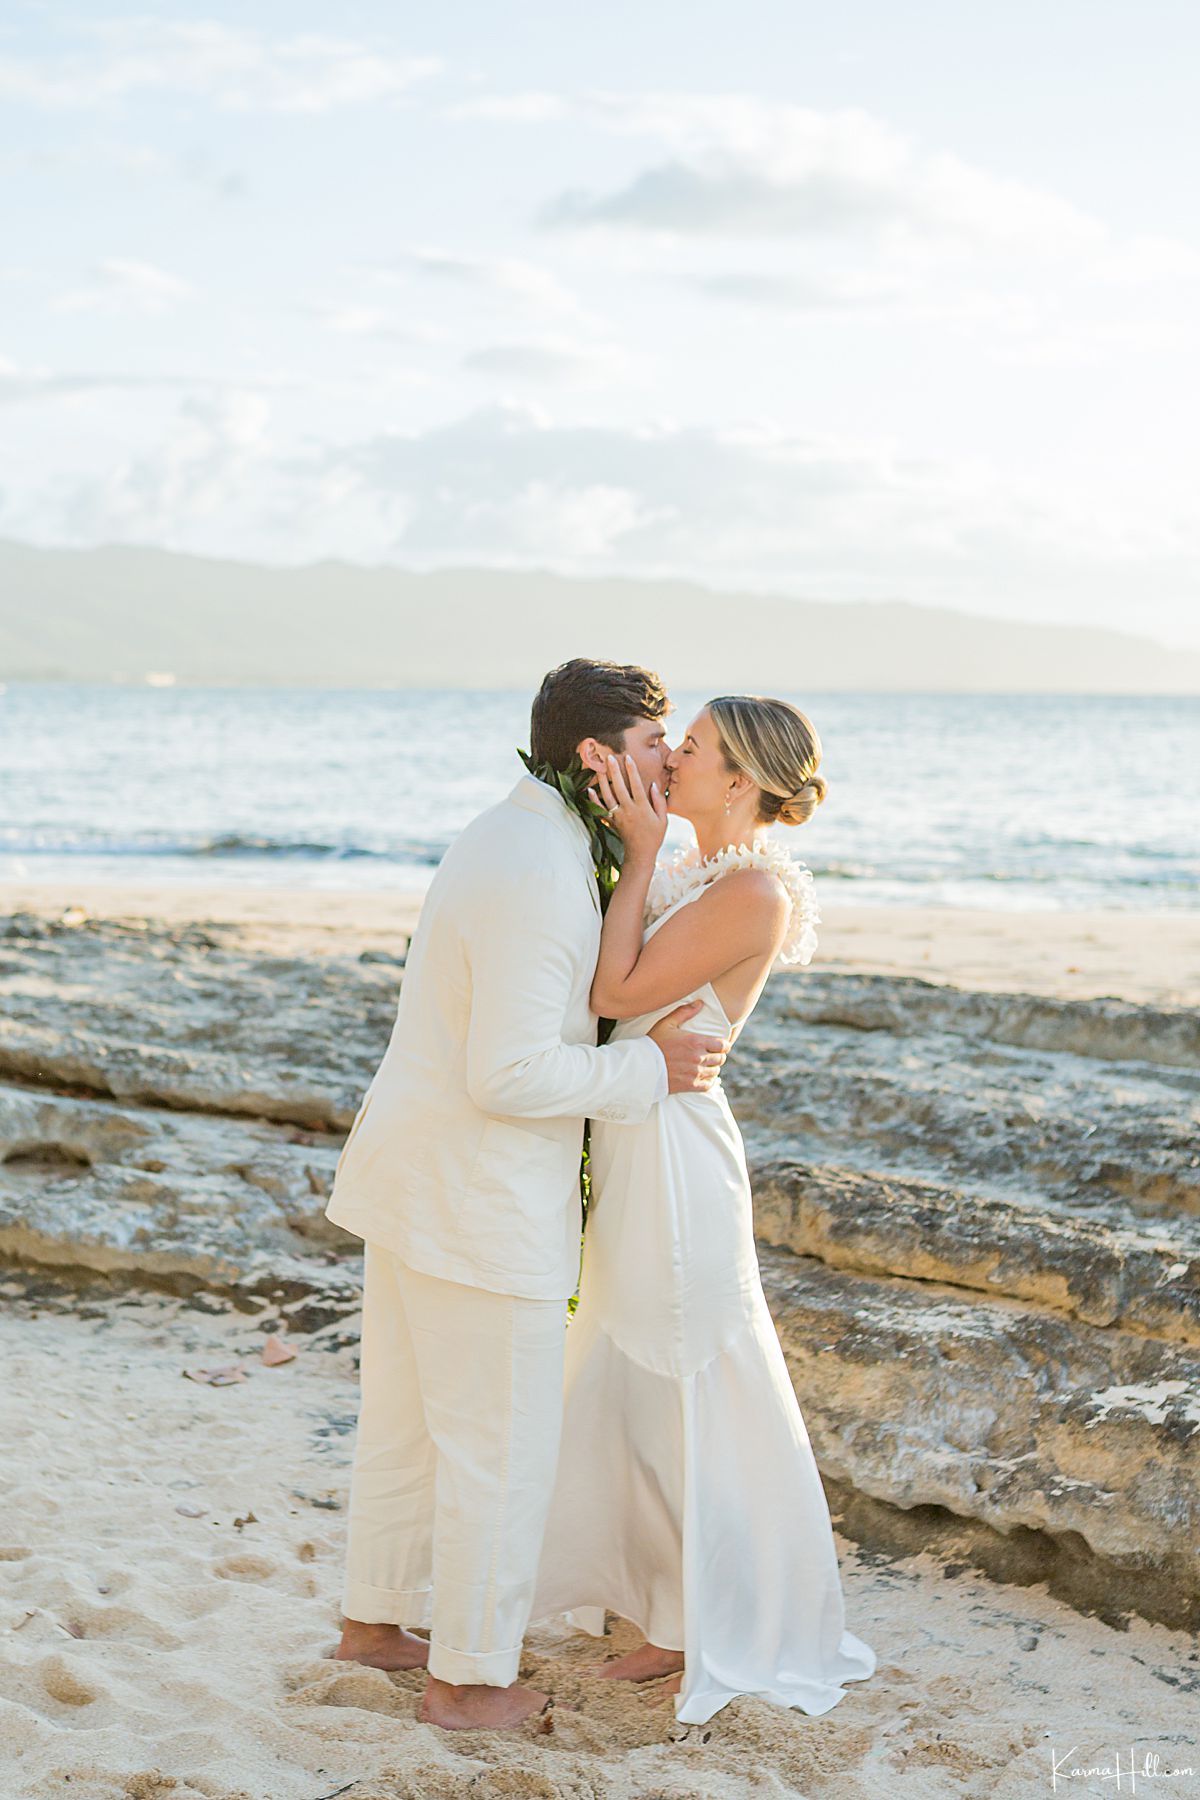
[[0, 1085, 360, 1325], [763, 1248, 1200, 1627], [0, 912, 400, 1126], [753, 1160, 1200, 1346]]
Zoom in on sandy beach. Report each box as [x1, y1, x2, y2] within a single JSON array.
[[3, 1274, 1199, 1800], [5, 879, 1199, 1005], [2, 882, 1199, 1799]]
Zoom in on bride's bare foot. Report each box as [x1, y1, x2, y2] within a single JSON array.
[[638, 1670, 684, 1709], [334, 1619, 430, 1671], [588, 1641, 685, 1683], [419, 1673, 552, 1732]]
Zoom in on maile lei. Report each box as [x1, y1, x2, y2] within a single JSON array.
[[517, 747, 625, 911], [517, 747, 620, 1261]]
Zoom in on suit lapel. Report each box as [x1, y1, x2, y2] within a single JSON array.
[[508, 772, 603, 918]]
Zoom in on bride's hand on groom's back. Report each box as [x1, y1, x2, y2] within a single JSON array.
[[648, 998, 731, 1095], [596, 753, 667, 865]]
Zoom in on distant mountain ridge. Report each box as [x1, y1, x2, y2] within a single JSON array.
[[2, 538, 1197, 692]]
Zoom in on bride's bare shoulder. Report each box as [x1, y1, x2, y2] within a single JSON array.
[[700, 864, 790, 923]]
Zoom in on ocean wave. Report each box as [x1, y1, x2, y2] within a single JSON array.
[[2, 830, 1196, 902], [199, 833, 446, 863], [809, 861, 1199, 892], [800, 860, 882, 880], [973, 868, 1200, 890], [0, 829, 448, 865]]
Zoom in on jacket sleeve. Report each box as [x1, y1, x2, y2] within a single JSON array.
[[463, 864, 667, 1123]]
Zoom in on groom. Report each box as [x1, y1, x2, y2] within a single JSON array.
[[325, 658, 730, 1730]]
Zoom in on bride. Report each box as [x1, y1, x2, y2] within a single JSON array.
[[531, 694, 877, 1725]]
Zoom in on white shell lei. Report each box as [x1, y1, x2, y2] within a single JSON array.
[[644, 837, 821, 967]]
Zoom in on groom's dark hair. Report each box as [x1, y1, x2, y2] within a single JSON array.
[[529, 658, 670, 770]]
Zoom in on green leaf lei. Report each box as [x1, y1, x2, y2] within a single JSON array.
[[517, 747, 624, 1281], [516, 747, 625, 912]]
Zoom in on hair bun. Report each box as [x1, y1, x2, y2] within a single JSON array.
[[777, 773, 827, 827]]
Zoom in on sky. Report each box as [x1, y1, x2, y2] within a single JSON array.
[[1, 1, 1198, 648]]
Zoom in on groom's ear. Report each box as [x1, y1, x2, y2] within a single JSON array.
[[575, 736, 611, 777]]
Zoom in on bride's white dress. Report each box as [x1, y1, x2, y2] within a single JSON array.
[[531, 839, 877, 1725]]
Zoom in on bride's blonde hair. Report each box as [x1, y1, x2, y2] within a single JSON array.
[[708, 695, 826, 827]]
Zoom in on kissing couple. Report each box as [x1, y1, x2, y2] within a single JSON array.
[[324, 658, 876, 1731]]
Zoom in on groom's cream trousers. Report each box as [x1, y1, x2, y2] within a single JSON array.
[[341, 1241, 567, 1686]]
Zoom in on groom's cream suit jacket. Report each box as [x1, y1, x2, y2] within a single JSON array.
[[324, 769, 667, 1301]]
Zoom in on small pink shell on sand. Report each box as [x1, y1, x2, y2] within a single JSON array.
[[261, 1335, 297, 1367]]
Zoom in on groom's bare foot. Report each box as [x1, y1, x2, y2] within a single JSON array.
[[334, 1619, 430, 1671], [419, 1673, 551, 1732], [588, 1642, 685, 1682]]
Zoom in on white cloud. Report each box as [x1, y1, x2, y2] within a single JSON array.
[[0, 356, 267, 405], [1092, 234, 1200, 285], [462, 339, 629, 386], [524, 96, 1106, 252], [301, 404, 1198, 629], [0, 357, 113, 405], [388, 246, 592, 323], [456, 479, 658, 559], [54, 257, 193, 315], [448, 91, 568, 124], [456, 86, 1196, 363], [0, 137, 247, 200], [305, 302, 444, 348], [491, 91, 1198, 369], [0, 21, 439, 113], [53, 391, 274, 542], [688, 265, 1047, 340], [695, 270, 889, 311]]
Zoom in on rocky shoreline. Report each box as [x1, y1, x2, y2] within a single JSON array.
[[3, 903, 1199, 1639]]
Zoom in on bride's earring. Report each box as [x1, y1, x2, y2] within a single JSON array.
[[724, 792, 732, 815]]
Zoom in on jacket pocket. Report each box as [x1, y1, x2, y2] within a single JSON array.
[[460, 1118, 573, 1271]]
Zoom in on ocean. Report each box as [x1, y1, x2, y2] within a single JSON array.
[[1, 684, 1196, 912]]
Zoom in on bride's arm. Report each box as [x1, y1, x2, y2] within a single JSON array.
[[593, 868, 789, 1019], [591, 755, 789, 1020], [588, 755, 659, 1014]]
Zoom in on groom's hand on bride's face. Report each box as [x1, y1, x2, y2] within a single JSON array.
[[648, 999, 731, 1094]]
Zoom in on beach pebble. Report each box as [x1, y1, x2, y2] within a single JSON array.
[[183, 1365, 247, 1386]]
